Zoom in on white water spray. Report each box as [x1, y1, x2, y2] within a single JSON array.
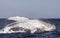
[[0, 16, 56, 33]]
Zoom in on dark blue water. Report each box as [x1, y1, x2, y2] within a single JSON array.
[[0, 18, 60, 38]]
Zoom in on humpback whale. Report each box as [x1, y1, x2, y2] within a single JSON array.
[[0, 16, 56, 33]]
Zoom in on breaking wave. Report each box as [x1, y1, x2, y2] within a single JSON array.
[[0, 16, 56, 34]]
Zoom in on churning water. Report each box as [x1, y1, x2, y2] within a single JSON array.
[[0, 16, 60, 38]]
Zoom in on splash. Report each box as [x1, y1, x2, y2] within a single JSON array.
[[0, 16, 56, 33]]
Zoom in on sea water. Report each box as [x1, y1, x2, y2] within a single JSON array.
[[0, 16, 59, 38]]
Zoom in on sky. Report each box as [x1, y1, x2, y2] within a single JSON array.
[[0, 0, 60, 18]]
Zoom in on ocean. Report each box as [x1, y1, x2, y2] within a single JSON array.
[[0, 18, 60, 38]]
